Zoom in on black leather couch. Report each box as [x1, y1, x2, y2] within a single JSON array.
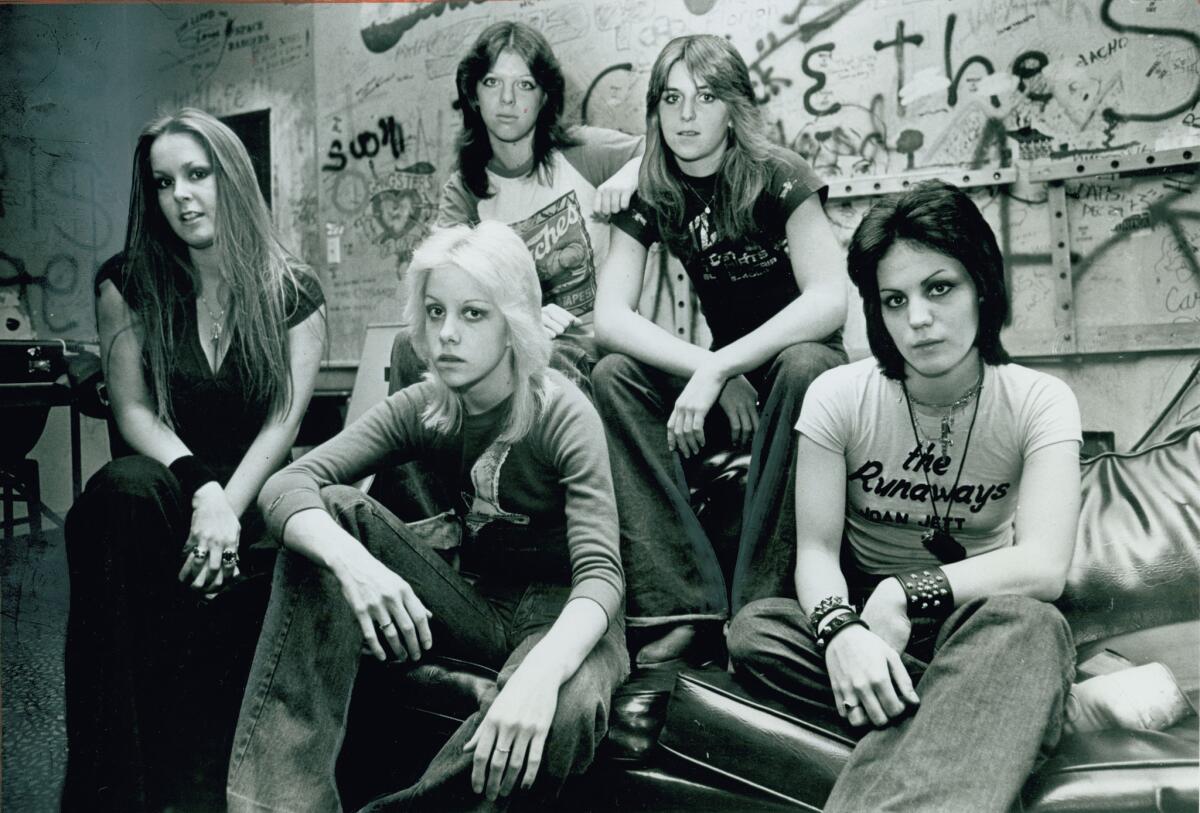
[[338, 403, 1200, 811]]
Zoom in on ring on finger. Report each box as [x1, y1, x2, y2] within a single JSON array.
[[379, 620, 394, 629], [193, 548, 209, 560], [220, 549, 239, 568], [844, 700, 860, 712]]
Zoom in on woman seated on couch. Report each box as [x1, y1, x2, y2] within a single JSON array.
[[728, 180, 1083, 811], [226, 221, 628, 813], [64, 108, 325, 812]]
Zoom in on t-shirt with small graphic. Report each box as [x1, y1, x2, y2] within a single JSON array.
[[610, 150, 827, 350], [796, 358, 1081, 575], [437, 125, 643, 357]]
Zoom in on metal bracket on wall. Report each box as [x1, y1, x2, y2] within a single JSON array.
[[1026, 145, 1197, 183], [1046, 182, 1077, 355], [1010, 144, 1200, 359], [826, 166, 1016, 200]]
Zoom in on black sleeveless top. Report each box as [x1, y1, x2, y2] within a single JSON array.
[[95, 253, 324, 479]]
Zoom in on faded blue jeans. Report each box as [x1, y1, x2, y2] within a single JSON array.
[[727, 594, 1075, 812], [226, 485, 629, 813], [591, 339, 845, 627]]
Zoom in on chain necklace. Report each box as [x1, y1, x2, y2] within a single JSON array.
[[902, 376, 983, 564], [682, 179, 717, 216], [905, 369, 984, 457], [198, 283, 227, 357]]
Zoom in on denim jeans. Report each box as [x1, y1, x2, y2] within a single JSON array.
[[226, 485, 629, 813], [590, 340, 845, 626], [727, 594, 1075, 812], [62, 455, 273, 812]]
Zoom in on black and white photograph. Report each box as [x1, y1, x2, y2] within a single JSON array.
[[2, 0, 1198, 810]]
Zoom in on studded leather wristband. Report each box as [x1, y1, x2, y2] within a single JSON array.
[[809, 595, 855, 632], [815, 611, 868, 652], [895, 567, 955, 620]]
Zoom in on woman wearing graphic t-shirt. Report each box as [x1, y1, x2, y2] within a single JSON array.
[[593, 34, 847, 665], [391, 21, 643, 395], [226, 222, 627, 813], [728, 181, 1082, 812]]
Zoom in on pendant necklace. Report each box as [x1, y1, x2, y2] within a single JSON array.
[[901, 372, 984, 564], [682, 179, 717, 217], [199, 283, 227, 358], [905, 370, 983, 457]]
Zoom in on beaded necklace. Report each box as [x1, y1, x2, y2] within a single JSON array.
[[905, 370, 983, 457]]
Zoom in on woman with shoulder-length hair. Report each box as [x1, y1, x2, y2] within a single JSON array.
[[227, 221, 628, 813], [395, 20, 643, 395], [63, 108, 325, 811], [728, 180, 1081, 811], [592, 34, 847, 664]]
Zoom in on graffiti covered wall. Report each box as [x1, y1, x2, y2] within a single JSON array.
[[4, 1, 1197, 449], [311, 0, 1198, 446]]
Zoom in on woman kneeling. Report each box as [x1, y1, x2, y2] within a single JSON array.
[[226, 221, 627, 813], [728, 181, 1082, 812]]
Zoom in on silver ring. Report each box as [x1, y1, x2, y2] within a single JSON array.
[[495, 747, 511, 754], [379, 621, 394, 629], [844, 701, 860, 711], [221, 549, 239, 568], [193, 548, 209, 559]]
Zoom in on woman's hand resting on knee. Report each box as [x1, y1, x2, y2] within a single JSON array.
[[465, 654, 561, 801], [826, 583, 920, 728], [176, 482, 241, 592], [331, 542, 433, 662]]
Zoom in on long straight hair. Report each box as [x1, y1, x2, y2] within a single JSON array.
[[403, 222, 552, 443], [642, 35, 795, 243], [119, 108, 313, 425], [453, 21, 579, 199]]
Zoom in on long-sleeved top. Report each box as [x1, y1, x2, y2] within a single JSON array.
[[259, 369, 624, 624]]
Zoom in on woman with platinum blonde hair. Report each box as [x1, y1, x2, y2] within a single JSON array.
[[400, 221, 552, 443], [228, 222, 628, 813]]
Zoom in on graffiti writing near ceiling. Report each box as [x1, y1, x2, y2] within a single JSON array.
[[740, 0, 1199, 175], [1097, 0, 1200, 125], [359, 0, 486, 54]]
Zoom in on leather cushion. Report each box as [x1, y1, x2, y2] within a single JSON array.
[[657, 668, 853, 810], [659, 622, 1198, 812], [1058, 426, 1200, 644]]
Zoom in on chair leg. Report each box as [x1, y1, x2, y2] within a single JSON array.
[[2, 475, 12, 543], [25, 460, 41, 545]]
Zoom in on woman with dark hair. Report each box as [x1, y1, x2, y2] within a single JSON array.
[[592, 34, 847, 664], [424, 20, 643, 390], [728, 180, 1081, 811], [62, 108, 325, 811], [226, 222, 627, 813]]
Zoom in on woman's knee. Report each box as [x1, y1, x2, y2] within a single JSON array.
[[83, 455, 176, 502], [727, 598, 800, 671], [770, 343, 843, 396], [590, 353, 641, 402], [957, 595, 1074, 661], [319, 483, 369, 517]]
